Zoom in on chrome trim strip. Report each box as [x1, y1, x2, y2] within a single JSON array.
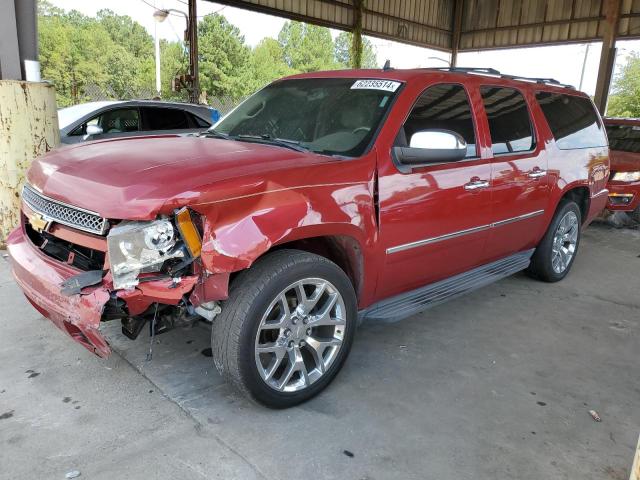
[[490, 209, 545, 227], [386, 224, 490, 254], [592, 188, 609, 198], [22, 184, 108, 235], [386, 209, 545, 254]]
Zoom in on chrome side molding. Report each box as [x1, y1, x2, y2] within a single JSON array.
[[387, 209, 544, 254]]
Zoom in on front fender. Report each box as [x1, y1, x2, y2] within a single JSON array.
[[194, 181, 375, 274]]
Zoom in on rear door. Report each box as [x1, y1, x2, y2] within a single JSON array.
[[479, 86, 549, 260], [377, 82, 494, 299]]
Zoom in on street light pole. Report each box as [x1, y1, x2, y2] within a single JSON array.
[[153, 3, 200, 103], [154, 22, 161, 96], [578, 43, 590, 91], [427, 56, 451, 67]]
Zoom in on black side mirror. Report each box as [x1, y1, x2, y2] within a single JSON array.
[[394, 129, 468, 170]]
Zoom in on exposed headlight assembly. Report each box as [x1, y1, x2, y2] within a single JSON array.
[[108, 219, 184, 289], [611, 171, 640, 182]]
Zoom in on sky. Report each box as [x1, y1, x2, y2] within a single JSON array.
[[49, 0, 640, 96]]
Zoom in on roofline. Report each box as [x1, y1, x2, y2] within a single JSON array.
[[277, 68, 589, 96]]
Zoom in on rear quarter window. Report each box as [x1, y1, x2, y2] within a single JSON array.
[[535, 92, 607, 150]]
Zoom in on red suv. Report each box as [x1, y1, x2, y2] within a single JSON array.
[[604, 117, 640, 222], [7, 68, 609, 408]]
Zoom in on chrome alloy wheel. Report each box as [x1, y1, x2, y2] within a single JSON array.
[[254, 278, 346, 393], [551, 210, 579, 274]]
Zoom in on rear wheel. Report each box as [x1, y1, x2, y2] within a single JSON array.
[[212, 250, 357, 408], [527, 200, 581, 282]]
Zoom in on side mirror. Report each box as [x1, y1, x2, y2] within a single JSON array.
[[84, 124, 103, 139], [394, 129, 468, 167]]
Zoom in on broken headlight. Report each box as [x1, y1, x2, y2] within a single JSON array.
[[107, 219, 184, 289]]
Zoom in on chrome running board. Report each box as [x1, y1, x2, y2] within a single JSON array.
[[360, 249, 535, 324]]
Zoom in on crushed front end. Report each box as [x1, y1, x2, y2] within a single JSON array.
[[6, 185, 223, 358]]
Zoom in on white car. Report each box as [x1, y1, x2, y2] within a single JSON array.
[[58, 100, 217, 144]]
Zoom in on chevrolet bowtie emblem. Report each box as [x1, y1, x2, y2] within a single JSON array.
[[28, 213, 50, 233]]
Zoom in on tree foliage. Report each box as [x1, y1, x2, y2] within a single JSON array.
[[278, 21, 340, 72], [607, 54, 640, 118], [38, 3, 380, 107], [334, 32, 378, 68]]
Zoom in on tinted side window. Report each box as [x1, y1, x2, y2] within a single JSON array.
[[399, 83, 476, 158], [535, 93, 607, 149], [481, 87, 533, 155], [100, 108, 140, 133], [605, 124, 640, 154], [142, 107, 190, 131], [69, 108, 140, 136]]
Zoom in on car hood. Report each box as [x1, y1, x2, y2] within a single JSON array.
[[610, 149, 640, 173], [27, 135, 336, 220]]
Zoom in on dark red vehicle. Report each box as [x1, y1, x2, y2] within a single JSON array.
[[604, 117, 640, 221], [7, 68, 609, 407]]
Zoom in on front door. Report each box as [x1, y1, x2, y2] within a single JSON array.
[[478, 86, 549, 260], [377, 83, 493, 300]]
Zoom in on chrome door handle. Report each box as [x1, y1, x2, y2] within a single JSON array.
[[527, 169, 547, 179], [464, 179, 490, 190]]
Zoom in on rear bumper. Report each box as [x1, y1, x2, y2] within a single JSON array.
[[606, 181, 640, 212], [6, 225, 112, 357]]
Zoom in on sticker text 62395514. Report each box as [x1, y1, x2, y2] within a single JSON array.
[[351, 79, 401, 92]]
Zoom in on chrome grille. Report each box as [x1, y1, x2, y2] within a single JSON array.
[[22, 184, 108, 235]]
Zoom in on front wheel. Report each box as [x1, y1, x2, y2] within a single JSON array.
[[527, 200, 582, 282], [212, 250, 357, 408]]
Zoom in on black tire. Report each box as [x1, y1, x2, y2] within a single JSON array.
[[526, 199, 582, 282], [212, 249, 357, 408], [629, 207, 640, 225]]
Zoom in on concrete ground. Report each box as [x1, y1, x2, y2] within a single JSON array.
[[1, 221, 638, 480]]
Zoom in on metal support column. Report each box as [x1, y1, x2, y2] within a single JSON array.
[[450, 0, 464, 67], [351, 0, 364, 69], [0, 0, 21, 80], [593, 0, 622, 114]]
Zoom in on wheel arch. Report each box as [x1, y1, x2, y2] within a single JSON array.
[[558, 185, 590, 224], [228, 233, 366, 302]]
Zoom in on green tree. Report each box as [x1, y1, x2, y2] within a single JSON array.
[[198, 14, 254, 99], [97, 9, 154, 59], [278, 21, 339, 72], [334, 31, 378, 68], [249, 38, 296, 90], [607, 54, 640, 117]]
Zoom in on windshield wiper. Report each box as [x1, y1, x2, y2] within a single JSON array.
[[234, 134, 309, 153], [202, 129, 231, 140]]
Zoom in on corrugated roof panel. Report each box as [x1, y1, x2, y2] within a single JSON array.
[[209, 0, 640, 52], [619, 0, 640, 36]]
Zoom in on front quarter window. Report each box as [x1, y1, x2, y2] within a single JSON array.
[[214, 78, 401, 157]]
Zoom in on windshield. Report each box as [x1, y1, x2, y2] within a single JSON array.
[[606, 123, 640, 154], [213, 78, 401, 157], [57, 102, 119, 129]]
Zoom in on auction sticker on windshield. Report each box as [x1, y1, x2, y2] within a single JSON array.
[[351, 79, 401, 92]]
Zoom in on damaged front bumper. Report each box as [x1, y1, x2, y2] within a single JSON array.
[[6, 225, 113, 357], [6, 223, 209, 358]]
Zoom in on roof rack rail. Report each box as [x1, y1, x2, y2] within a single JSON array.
[[500, 74, 575, 89], [432, 67, 501, 75], [428, 67, 575, 89]]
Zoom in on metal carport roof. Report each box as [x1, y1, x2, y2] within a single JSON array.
[[208, 0, 640, 112]]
